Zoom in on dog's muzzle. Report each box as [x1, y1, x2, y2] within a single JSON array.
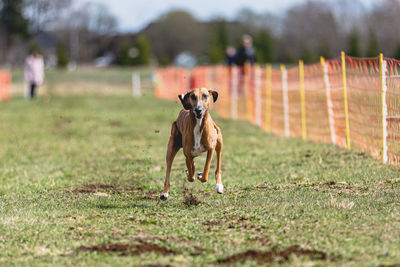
[[194, 108, 204, 119]]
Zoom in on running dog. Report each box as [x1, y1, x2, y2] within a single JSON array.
[[160, 88, 223, 200]]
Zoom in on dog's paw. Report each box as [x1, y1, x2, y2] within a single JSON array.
[[186, 170, 195, 182], [197, 173, 207, 183], [160, 192, 169, 201], [216, 183, 224, 194]]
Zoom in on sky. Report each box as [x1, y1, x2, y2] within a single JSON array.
[[80, 0, 376, 32]]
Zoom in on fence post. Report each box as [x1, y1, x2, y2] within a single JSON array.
[[244, 63, 252, 122], [132, 72, 141, 97], [265, 64, 272, 133], [321, 57, 336, 145], [0, 71, 3, 102], [380, 53, 388, 164], [281, 64, 290, 137], [299, 60, 307, 140], [231, 67, 238, 120], [341, 51, 351, 150], [255, 65, 261, 126]]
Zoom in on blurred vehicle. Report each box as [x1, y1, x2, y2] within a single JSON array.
[[174, 51, 197, 68], [94, 53, 115, 68]]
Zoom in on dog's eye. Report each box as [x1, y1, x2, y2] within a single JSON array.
[[202, 94, 208, 100], [191, 94, 196, 100]]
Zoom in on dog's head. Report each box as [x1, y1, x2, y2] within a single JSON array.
[[178, 88, 218, 119]]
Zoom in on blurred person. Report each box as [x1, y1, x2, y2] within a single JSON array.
[[236, 35, 257, 99], [235, 34, 257, 67], [24, 50, 44, 99], [225, 46, 236, 66]]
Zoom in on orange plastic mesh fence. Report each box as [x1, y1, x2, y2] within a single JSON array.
[[345, 56, 382, 158], [0, 70, 12, 102], [326, 58, 346, 148], [303, 62, 331, 144], [154, 54, 400, 168], [286, 66, 302, 138]]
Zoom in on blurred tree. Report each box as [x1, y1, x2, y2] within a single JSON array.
[[0, 0, 29, 38], [143, 10, 206, 64], [347, 28, 361, 57], [133, 35, 151, 65], [319, 41, 331, 59], [365, 0, 400, 58], [28, 40, 41, 54], [56, 43, 69, 68], [116, 43, 132, 66], [394, 43, 400, 60], [283, 2, 339, 61], [24, 0, 72, 33], [366, 30, 379, 57], [209, 20, 228, 64], [285, 51, 297, 64], [254, 29, 274, 63], [302, 46, 315, 63]]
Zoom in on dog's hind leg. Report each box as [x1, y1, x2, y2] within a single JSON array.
[[215, 132, 223, 194], [160, 122, 181, 200]]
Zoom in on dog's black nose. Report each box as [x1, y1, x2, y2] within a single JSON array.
[[194, 108, 201, 114]]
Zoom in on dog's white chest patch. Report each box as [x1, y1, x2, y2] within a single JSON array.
[[191, 118, 205, 157]]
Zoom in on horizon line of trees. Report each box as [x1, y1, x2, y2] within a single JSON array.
[[2, 0, 400, 66]]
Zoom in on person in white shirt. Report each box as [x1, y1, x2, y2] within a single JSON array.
[[24, 51, 44, 99]]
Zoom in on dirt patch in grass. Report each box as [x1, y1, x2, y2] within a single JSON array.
[[65, 183, 157, 197], [68, 184, 118, 194], [247, 181, 368, 195], [216, 245, 329, 264], [108, 120, 123, 127], [139, 265, 173, 267], [182, 184, 202, 206], [202, 220, 221, 226], [140, 190, 159, 200], [78, 241, 178, 256], [203, 215, 261, 231]]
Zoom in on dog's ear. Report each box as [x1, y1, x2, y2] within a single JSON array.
[[209, 90, 218, 103], [178, 92, 192, 110]]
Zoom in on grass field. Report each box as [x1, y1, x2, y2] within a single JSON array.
[[1, 94, 400, 266]]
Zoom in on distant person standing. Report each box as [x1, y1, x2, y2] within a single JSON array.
[[236, 35, 256, 97], [24, 50, 44, 99], [225, 46, 236, 66], [235, 34, 257, 67]]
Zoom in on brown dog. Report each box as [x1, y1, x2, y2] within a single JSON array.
[[160, 88, 223, 200]]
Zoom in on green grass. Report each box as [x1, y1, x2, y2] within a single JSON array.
[[0, 95, 400, 266], [11, 67, 152, 84]]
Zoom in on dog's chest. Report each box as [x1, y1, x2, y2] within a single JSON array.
[[191, 118, 206, 157]]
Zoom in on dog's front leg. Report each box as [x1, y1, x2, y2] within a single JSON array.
[[198, 149, 214, 183], [185, 157, 195, 182]]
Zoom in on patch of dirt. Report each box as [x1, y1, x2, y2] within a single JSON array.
[[216, 245, 329, 264], [139, 265, 173, 267], [247, 181, 367, 195], [108, 120, 123, 127], [140, 190, 159, 200], [182, 184, 202, 206], [78, 241, 178, 256], [66, 183, 119, 194], [203, 215, 260, 231], [190, 246, 207, 256], [202, 220, 221, 226], [64, 183, 155, 197]]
